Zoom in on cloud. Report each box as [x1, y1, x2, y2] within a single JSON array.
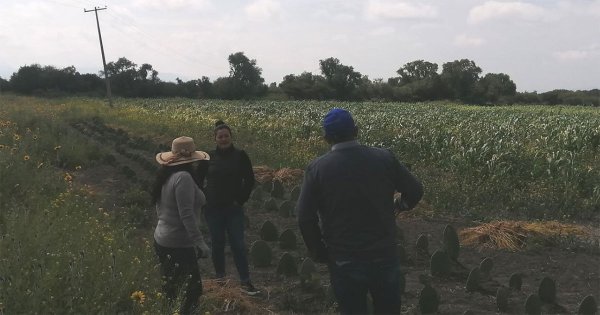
[[468, 1, 547, 24], [132, 0, 209, 10], [454, 34, 484, 47], [553, 46, 599, 61], [245, 0, 282, 21], [367, 0, 438, 19]]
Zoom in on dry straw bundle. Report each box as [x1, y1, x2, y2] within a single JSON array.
[[254, 166, 304, 185], [201, 278, 269, 314], [459, 220, 590, 251]]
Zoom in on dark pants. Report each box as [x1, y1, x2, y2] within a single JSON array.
[[204, 205, 250, 282], [328, 257, 401, 315], [154, 241, 203, 315]]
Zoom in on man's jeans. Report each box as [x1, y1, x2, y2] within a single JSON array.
[[328, 257, 401, 315], [204, 205, 250, 282]]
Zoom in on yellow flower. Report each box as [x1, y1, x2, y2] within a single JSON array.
[[13, 134, 20, 141], [54, 145, 61, 151], [33, 135, 38, 140], [75, 165, 82, 170], [130, 291, 146, 304], [23, 155, 30, 161], [64, 173, 73, 182], [0, 144, 5, 149]]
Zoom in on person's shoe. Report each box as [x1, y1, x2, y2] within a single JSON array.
[[240, 281, 261, 296]]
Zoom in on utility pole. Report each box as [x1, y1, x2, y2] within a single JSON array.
[[85, 6, 113, 107]]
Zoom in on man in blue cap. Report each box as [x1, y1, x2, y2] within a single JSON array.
[[297, 108, 423, 314]]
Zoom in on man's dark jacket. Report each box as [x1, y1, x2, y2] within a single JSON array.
[[297, 141, 423, 262]]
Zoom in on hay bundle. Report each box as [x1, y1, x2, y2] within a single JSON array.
[[253, 166, 304, 185], [459, 220, 589, 251], [201, 278, 268, 313]]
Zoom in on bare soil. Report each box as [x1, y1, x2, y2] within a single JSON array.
[[70, 121, 599, 314]]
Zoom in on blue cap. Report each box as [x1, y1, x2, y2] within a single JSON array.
[[322, 108, 356, 138]]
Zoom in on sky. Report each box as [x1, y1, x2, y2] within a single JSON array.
[[0, 0, 599, 92]]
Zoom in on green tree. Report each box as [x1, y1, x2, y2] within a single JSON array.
[[475, 73, 516, 104], [441, 59, 482, 101], [279, 72, 330, 100], [227, 52, 267, 99], [397, 60, 438, 84], [319, 57, 363, 100]]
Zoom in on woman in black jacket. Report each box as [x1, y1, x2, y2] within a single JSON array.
[[197, 120, 259, 295]]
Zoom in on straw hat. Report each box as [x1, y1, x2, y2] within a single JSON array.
[[155, 136, 210, 166]]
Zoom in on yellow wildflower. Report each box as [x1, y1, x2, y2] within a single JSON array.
[[54, 145, 61, 151], [33, 135, 38, 140], [75, 165, 82, 170], [13, 134, 20, 141], [23, 155, 30, 161], [0, 144, 5, 149], [64, 173, 73, 182], [130, 291, 146, 304]]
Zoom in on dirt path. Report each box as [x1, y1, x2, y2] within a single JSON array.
[[68, 119, 600, 314]]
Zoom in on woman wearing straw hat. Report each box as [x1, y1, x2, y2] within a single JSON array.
[[152, 136, 211, 314], [196, 120, 259, 296]]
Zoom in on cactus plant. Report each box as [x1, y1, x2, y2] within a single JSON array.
[[260, 220, 279, 241], [250, 240, 272, 267], [264, 198, 278, 212], [525, 294, 542, 315], [416, 234, 429, 253], [262, 180, 273, 192], [278, 200, 294, 218], [577, 295, 597, 314], [466, 267, 481, 292], [250, 187, 264, 201], [443, 224, 460, 261], [279, 229, 297, 250], [276, 252, 298, 276], [479, 257, 493, 277], [538, 277, 556, 304], [496, 287, 510, 312], [271, 179, 285, 199], [299, 258, 319, 289], [430, 249, 451, 276], [509, 273, 522, 291], [418, 284, 440, 314], [290, 185, 301, 201], [397, 244, 408, 264]]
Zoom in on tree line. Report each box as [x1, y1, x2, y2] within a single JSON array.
[[1, 52, 597, 106]]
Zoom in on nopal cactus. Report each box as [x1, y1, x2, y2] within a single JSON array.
[[430, 249, 451, 277], [290, 185, 301, 201], [278, 200, 294, 218], [260, 220, 279, 241], [479, 257, 493, 278], [418, 283, 440, 314], [496, 286, 510, 312], [250, 240, 272, 267], [577, 295, 597, 314], [264, 198, 278, 212], [525, 294, 542, 315], [509, 273, 522, 291], [416, 234, 429, 253], [299, 257, 320, 289], [466, 267, 481, 292], [279, 229, 297, 250], [443, 224, 460, 261], [276, 252, 298, 277], [538, 277, 556, 304], [271, 179, 285, 199]]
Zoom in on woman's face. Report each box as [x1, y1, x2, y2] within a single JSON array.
[[215, 128, 232, 149]]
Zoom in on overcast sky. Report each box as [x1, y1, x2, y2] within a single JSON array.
[[0, 0, 598, 92]]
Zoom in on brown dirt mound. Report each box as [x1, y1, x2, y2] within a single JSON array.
[[459, 220, 590, 251]]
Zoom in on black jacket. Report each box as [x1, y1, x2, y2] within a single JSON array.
[[297, 141, 423, 262], [197, 145, 255, 208]]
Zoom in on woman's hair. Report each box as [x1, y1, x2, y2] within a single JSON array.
[[214, 120, 232, 135], [151, 163, 199, 204]]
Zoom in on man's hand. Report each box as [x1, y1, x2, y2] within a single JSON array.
[[195, 241, 211, 259]]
